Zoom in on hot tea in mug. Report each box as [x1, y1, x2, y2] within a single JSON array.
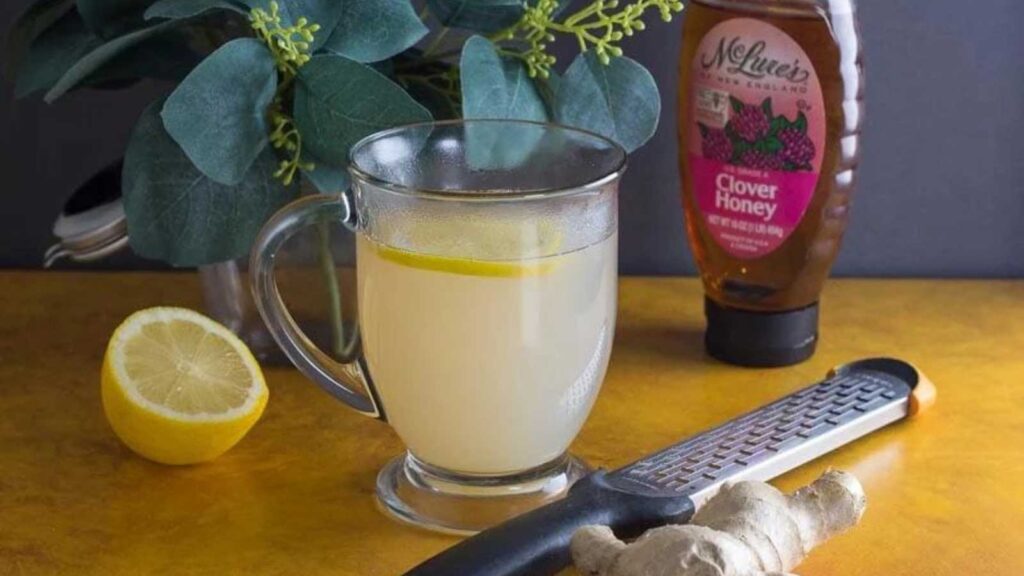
[[251, 120, 626, 533]]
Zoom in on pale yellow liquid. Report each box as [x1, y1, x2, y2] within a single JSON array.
[[357, 233, 617, 474]]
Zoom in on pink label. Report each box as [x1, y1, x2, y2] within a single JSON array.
[[688, 18, 825, 259]]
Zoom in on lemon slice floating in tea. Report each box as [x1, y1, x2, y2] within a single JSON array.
[[370, 217, 564, 278]]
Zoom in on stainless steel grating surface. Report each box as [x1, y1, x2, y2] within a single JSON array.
[[611, 371, 912, 497]]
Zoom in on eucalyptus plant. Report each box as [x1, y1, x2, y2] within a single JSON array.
[[7, 0, 682, 267]]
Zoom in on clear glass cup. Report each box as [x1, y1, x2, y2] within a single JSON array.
[[250, 120, 625, 534]]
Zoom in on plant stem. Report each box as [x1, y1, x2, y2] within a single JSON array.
[[316, 221, 345, 358], [418, 5, 430, 21], [563, 0, 607, 27], [423, 27, 450, 57]]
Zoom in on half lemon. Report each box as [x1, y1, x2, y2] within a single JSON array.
[[101, 307, 268, 465]]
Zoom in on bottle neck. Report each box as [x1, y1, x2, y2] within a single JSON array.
[[690, 0, 854, 17]]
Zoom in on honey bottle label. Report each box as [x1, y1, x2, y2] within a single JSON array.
[[688, 18, 825, 259]]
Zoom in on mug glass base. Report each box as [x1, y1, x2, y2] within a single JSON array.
[[375, 452, 591, 535]]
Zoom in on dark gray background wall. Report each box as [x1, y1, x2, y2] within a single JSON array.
[[2, 0, 1022, 276]]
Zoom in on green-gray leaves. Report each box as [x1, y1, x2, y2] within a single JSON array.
[[162, 39, 277, 185], [458, 38, 660, 155], [124, 102, 297, 266], [294, 54, 431, 166], [77, 0, 155, 38], [14, 10, 102, 97], [144, 0, 247, 20], [4, 0, 76, 79], [301, 152, 350, 193], [460, 36, 547, 168], [322, 0, 428, 63], [12, 0, 670, 271], [554, 52, 660, 153], [427, 0, 527, 33], [460, 36, 546, 122], [44, 20, 177, 102], [10, 0, 200, 101]]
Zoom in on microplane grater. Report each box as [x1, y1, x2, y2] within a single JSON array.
[[611, 367, 910, 507], [406, 358, 935, 576]]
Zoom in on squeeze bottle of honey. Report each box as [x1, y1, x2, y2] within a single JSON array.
[[678, 0, 864, 366]]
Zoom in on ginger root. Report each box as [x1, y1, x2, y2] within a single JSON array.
[[571, 470, 866, 576]]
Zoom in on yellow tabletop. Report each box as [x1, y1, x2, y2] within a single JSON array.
[[1, 272, 1021, 575]]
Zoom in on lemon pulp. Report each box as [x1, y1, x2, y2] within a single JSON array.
[[122, 316, 256, 415]]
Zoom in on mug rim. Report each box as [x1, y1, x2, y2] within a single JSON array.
[[347, 119, 628, 202]]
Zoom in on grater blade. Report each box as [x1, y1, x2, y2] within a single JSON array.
[[609, 368, 912, 507]]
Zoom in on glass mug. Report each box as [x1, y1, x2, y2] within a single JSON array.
[[250, 120, 625, 533]]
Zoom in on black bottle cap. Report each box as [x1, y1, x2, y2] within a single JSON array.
[[704, 297, 818, 368]]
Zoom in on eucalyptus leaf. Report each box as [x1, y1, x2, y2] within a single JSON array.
[[302, 153, 350, 194], [403, 79, 459, 121], [77, 0, 157, 38], [426, 0, 525, 33], [554, 52, 660, 153], [322, 0, 427, 63], [238, 0, 342, 51], [534, 69, 560, 117], [370, 58, 394, 76], [161, 38, 277, 185], [124, 101, 297, 266], [4, 0, 76, 79], [85, 29, 203, 84], [294, 54, 431, 164], [14, 10, 103, 98], [386, 49, 460, 119], [460, 36, 546, 121], [145, 0, 247, 20], [460, 35, 547, 168], [44, 19, 177, 102]]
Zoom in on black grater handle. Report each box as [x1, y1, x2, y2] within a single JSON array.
[[402, 471, 694, 576]]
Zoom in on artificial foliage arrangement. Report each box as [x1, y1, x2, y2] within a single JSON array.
[[6, 0, 683, 267]]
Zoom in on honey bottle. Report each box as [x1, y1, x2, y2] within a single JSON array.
[[678, 0, 864, 366]]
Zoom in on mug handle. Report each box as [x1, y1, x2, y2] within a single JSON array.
[[250, 193, 384, 420]]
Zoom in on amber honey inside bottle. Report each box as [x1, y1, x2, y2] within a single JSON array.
[[679, 0, 863, 366]]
